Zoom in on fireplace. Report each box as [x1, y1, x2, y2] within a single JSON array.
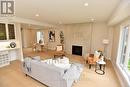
[[72, 45, 82, 56]]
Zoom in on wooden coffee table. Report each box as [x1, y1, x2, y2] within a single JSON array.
[[54, 52, 65, 58]]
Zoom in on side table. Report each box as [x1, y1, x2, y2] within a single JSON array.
[[95, 60, 106, 75]]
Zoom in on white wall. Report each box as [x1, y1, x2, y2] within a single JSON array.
[[21, 22, 112, 59], [91, 22, 108, 53], [111, 18, 130, 87], [21, 28, 37, 48], [58, 22, 111, 58], [15, 23, 23, 61], [21, 27, 62, 50]]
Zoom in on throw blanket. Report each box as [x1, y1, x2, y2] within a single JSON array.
[[23, 57, 32, 73]]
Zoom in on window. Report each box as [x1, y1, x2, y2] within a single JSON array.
[[8, 24, 15, 39], [118, 26, 130, 81], [36, 31, 44, 44], [0, 23, 15, 40], [0, 23, 7, 40]]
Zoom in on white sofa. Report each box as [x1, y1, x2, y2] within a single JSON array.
[[22, 57, 83, 87]]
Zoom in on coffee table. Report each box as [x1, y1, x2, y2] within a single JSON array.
[[54, 52, 65, 58]]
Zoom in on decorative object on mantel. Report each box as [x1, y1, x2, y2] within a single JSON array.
[[60, 31, 64, 44], [10, 42, 16, 48], [48, 30, 55, 42], [102, 39, 109, 57]]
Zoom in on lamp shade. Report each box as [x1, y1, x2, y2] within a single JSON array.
[[102, 39, 109, 44]]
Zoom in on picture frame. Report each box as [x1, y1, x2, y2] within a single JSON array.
[[48, 30, 55, 42], [60, 31, 64, 44]]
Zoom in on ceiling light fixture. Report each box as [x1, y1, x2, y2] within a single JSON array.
[[84, 2, 88, 6], [35, 14, 39, 17], [91, 18, 95, 22]]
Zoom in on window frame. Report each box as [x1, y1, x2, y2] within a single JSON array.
[[0, 23, 7, 40], [0, 22, 16, 41], [8, 24, 16, 40], [117, 25, 130, 84]]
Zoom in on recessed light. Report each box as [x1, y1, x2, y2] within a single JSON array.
[[84, 3, 88, 6], [35, 14, 39, 17]]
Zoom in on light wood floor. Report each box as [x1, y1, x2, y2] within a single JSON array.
[[0, 48, 121, 87]]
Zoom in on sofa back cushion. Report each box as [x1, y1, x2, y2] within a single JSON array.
[[31, 60, 65, 76]]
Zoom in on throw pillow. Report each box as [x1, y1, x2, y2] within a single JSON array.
[[94, 51, 101, 58]]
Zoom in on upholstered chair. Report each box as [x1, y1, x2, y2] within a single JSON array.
[[87, 51, 102, 69]]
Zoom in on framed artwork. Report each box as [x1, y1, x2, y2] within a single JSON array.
[[60, 31, 64, 44], [49, 30, 55, 42]]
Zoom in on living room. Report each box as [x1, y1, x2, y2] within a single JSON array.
[[0, 0, 130, 87]]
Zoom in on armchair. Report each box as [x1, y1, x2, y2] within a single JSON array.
[[87, 50, 102, 69], [32, 43, 41, 52]]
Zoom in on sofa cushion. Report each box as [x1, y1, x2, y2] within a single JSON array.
[[63, 63, 83, 81], [60, 57, 69, 64], [42, 57, 71, 70], [41, 60, 65, 75]]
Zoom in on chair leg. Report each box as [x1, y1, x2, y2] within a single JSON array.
[[89, 64, 91, 69], [100, 64, 101, 69], [25, 74, 28, 76], [86, 60, 88, 64]]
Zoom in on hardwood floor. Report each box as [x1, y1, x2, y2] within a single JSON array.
[[0, 48, 121, 87]]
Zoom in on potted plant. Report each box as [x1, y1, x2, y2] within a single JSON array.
[[128, 59, 130, 70]]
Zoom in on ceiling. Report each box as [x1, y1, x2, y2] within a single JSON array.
[[15, 0, 121, 24]]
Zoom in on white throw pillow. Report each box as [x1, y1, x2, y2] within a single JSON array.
[[94, 51, 100, 58], [61, 57, 69, 64]]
